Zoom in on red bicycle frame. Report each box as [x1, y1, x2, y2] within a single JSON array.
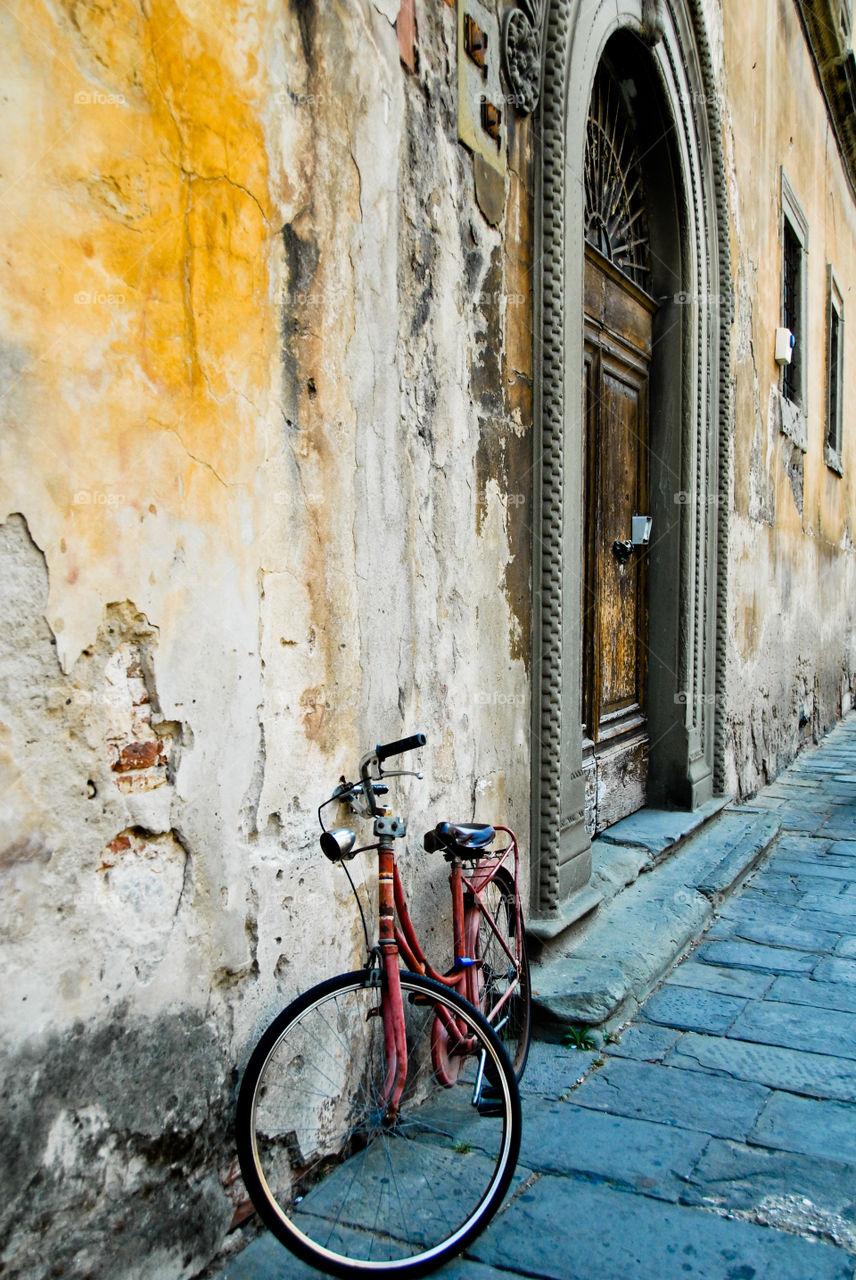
[[375, 827, 522, 1118], [392, 827, 522, 1030]]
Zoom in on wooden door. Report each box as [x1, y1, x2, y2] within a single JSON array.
[[582, 246, 655, 833]]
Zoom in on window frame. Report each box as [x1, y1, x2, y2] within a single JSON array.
[[825, 265, 845, 475], [780, 170, 809, 413]]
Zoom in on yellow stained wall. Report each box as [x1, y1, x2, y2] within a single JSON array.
[[722, 0, 856, 789], [0, 1, 278, 664]]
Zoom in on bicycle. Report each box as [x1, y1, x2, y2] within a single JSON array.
[[235, 733, 530, 1277]]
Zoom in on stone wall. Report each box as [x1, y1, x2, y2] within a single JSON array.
[[0, 3, 533, 1274], [719, 0, 856, 796]]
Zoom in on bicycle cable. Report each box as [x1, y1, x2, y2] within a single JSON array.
[[339, 853, 371, 954]]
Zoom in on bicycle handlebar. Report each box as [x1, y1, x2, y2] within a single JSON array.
[[376, 733, 426, 763]]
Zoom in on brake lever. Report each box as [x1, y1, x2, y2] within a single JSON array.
[[332, 778, 391, 818]]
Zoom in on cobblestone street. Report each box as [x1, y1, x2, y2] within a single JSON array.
[[218, 714, 856, 1279]]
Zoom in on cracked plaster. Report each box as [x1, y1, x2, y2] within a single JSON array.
[[0, 3, 533, 1271]]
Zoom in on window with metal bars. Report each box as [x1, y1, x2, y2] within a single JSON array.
[[782, 218, 802, 404]]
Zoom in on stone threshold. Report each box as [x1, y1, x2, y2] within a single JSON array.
[[529, 796, 730, 946], [529, 803, 780, 1036]]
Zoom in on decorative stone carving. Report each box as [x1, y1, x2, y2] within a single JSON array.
[[642, 0, 666, 46], [502, 1, 546, 114]]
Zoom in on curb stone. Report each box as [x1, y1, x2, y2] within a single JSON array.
[[530, 810, 782, 1033]]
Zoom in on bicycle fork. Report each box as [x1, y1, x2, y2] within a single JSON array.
[[378, 839, 409, 1121]]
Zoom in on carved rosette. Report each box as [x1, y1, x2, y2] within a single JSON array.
[[502, 1, 546, 114]]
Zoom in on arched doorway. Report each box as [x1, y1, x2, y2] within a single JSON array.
[[530, 2, 732, 924]]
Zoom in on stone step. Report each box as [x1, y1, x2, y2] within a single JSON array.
[[529, 809, 781, 1036]]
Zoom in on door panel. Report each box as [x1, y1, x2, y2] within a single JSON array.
[[598, 361, 646, 715], [583, 247, 655, 833]]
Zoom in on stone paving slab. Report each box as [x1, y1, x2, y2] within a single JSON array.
[[814, 956, 856, 983], [683, 1138, 856, 1225], [641, 984, 747, 1035], [776, 836, 856, 856], [793, 875, 856, 897], [670, 1031, 856, 1101], [736, 885, 804, 910], [530, 956, 630, 1028], [774, 833, 834, 849], [695, 814, 780, 904], [716, 892, 850, 933], [727, 997, 856, 1058], [595, 796, 728, 856], [705, 914, 842, 952], [779, 810, 842, 832], [518, 1098, 709, 1201], [470, 1177, 854, 1280], [517, 1040, 597, 1099], [568, 1056, 768, 1140], [750, 1091, 856, 1163], [715, 895, 836, 927], [821, 818, 856, 839], [767, 973, 856, 1013], [216, 1231, 516, 1279], [797, 891, 856, 917], [770, 860, 856, 882], [695, 939, 820, 974], [663, 960, 774, 999], [606, 1022, 681, 1061], [763, 778, 823, 793], [743, 869, 804, 891], [769, 850, 856, 872]]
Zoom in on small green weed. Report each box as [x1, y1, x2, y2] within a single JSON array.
[[453, 1140, 472, 1155], [563, 1025, 597, 1051]]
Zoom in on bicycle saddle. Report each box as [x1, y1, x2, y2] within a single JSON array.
[[424, 822, 496, 860]]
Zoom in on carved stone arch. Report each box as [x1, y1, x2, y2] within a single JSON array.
[[530, 0, 732, 923]]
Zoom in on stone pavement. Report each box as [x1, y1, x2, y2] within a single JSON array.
[[211, 713, 856, 1279]]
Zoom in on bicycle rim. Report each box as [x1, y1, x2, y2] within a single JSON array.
[[473, 871, 532, 1079], [236, 970, 521, 1278]]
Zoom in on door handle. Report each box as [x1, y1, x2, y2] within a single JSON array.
[[613, 516, 652, 564]]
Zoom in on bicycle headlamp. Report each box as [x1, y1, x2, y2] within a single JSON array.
[[320, 828, 358, 861]]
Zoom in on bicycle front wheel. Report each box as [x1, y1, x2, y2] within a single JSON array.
[[236, 970, 521, 1278]]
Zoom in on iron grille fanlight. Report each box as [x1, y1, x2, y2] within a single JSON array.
[[584, 64, 651, 291]]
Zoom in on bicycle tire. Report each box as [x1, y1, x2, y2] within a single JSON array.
[[236, 969, 521, 1278], [470, 869, 532, 1079]]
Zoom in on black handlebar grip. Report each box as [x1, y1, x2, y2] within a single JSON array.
[[376, 733, 426, 762]]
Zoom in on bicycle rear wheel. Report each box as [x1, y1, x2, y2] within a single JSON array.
[[236, 970, 521, 1278], [471, 869, 531, 1079]]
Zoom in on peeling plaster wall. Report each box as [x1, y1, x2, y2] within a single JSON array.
[[718, 0, 856, 796], [0, 3, 533, 1274]]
